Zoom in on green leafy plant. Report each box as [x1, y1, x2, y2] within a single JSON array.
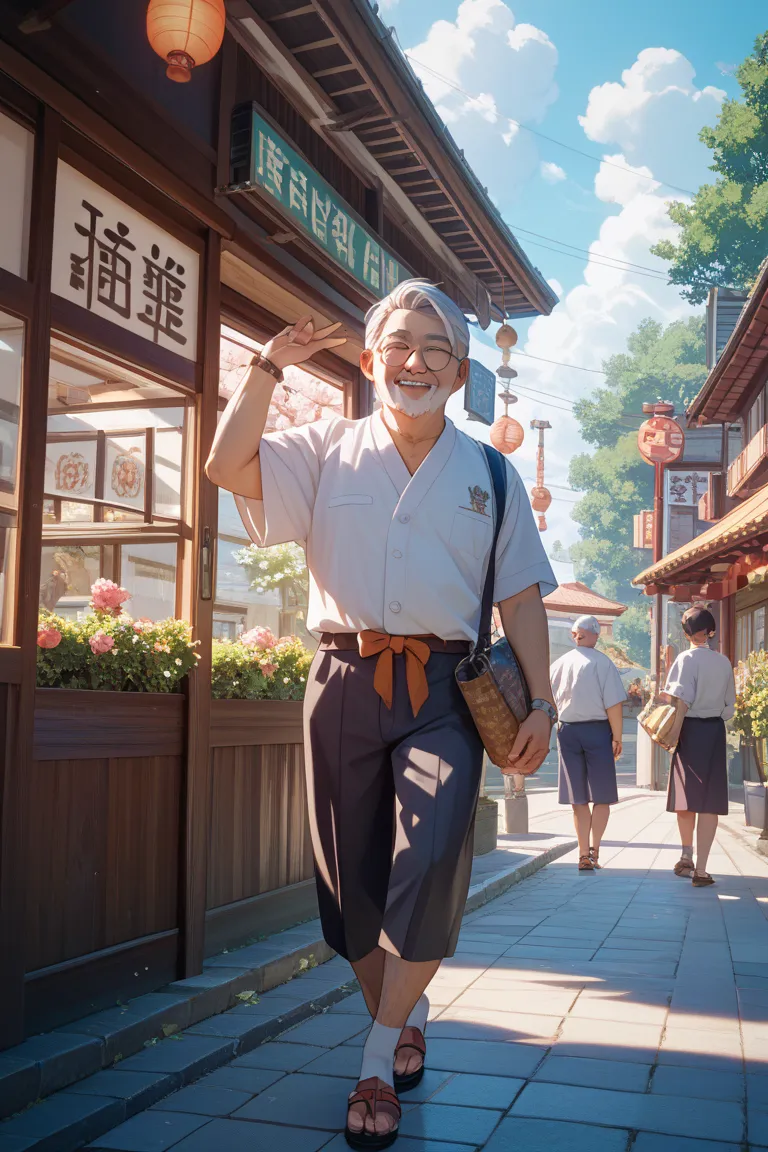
[[732, 649, 768, 739], [211, 631, 312, 700], [36, 580, 199, 692]]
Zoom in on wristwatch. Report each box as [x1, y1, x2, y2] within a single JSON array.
[[530, 698, 558, 725]]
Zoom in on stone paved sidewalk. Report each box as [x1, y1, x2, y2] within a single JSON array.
[[85, 794, 768, 1152]]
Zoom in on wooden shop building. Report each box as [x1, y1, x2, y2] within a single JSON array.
[[0, 0, 555, 1049]]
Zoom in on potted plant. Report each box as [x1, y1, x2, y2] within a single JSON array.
[[732, 651, 768, 829], [211, 627, 312, 700]]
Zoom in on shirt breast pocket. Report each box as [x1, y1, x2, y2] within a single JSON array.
[[327, 494, 374, 508], [450, 509, 492, 559]]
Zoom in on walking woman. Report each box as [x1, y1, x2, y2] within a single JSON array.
[[662, 606, 736, 888]]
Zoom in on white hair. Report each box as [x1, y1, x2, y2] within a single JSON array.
[[364, 278, 470, 359], [573, 615, 601, 636]]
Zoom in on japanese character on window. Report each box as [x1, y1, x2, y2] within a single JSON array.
[[289, 168, 308, 217], [384, 255, 399, 294], [363, 238, 381, 291], [137, 244, 187, 347], [257, 131, 288, 200], [331, 209, 356, 270], [70, 200, 136, 319], [311, 189, 332, 245]]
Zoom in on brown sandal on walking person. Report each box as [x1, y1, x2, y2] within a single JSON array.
[[393, 1026, 426, 1092], [578, 854, 594, 871], [674, 856, 694, 877], [345, 1077, 401, 1149], [589, 847, 601, 869], [692, 870, 715, 887]]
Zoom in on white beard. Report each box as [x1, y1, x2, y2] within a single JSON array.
[[376, 379, 445, 419]]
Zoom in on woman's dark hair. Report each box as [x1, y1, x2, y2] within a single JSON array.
[[681, 606, 716, 637]]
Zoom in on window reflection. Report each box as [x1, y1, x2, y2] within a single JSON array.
[[214, 325, 343, 649]]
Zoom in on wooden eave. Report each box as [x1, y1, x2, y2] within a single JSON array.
[[234, 0, 557, 321], [687, 262, 768, 426]]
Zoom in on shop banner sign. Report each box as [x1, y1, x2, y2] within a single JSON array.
[[666, 470, 710, 507], [51, 162, 200, 360], [0, 110, 34, 279], [633, 510, 654, 549], [232, 106, 410, 298], [465, 359, 495, 425]]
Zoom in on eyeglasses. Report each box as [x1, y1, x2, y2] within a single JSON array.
[[379, 341, 460, 373]]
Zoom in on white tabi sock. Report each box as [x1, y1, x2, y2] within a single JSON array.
[[360, 1021, 401, 1086], [682, 844, 693, 859], [405, 994, 429, 1035]]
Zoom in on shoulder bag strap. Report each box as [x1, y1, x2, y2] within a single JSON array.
[[477, 442, 508, 653]]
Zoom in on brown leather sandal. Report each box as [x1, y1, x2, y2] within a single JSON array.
[[579, 854, 594, 871], [589, 847, 601, 869], [345, 1077, 401, 1149], [692, 870, 715, 887], [674, 857, 694, 877], [394, 1025, 426, 1092]]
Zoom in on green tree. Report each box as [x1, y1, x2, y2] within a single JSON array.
[[568, 316, 707, 666], [651, 31, 768, 304]]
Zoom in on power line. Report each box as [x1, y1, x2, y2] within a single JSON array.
[[519, 237, 674, 282], [512, 382, 575, 406], [509, 349, 606, 375], [508, 223, 689, 280], [404, 54, 698, 198]]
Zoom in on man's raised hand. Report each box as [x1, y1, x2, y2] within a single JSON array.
[[262, 316, 347, 372]]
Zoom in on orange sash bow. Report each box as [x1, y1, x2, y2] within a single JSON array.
[[358, 630, 431, 718]]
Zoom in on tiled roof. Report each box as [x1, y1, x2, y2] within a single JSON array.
[[543, 582, 627, 616], [633, 481, 768, 585]]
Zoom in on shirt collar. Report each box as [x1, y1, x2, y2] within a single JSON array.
[[370, 410, 457, 502]]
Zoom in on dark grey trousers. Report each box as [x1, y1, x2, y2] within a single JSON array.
[[303, 646, 484, 963]]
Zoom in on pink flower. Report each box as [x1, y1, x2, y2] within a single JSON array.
[[241, 626, 276, 649], [133, 617, 153, 632], [89, 631, 115, 655], [37, 627, 62, 649], [91, 578, 131, 613], [276, 636, 296, 646], [260, 662, 277, 677]]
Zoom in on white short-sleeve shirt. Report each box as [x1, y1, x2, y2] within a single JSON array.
[[549, 647, 627, 723], [664, 646, 736, 720], [235, 412, 556, 642]]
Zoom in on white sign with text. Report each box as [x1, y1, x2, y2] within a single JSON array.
[[52, 162, 199, 360], [0, 111, 34, 279]]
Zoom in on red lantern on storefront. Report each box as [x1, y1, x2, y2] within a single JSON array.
[[531, 485, 552, 531], [490, 414, 525, 454], [146, 0, 226, 83]]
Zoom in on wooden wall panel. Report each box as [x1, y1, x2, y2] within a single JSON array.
[[207, 742, 314, 911], [24, 755, 181, 974]]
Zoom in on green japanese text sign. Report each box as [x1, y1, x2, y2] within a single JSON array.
[[231, 105, 410, 299], [465, 359, 496, 426]]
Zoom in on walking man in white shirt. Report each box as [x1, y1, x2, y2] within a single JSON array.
[[550, 615, 627, 871], [206, 279, 557, 1147]]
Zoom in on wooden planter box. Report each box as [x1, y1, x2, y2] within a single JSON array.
[[205, 698, 316, 956], [25, 689, 186, 1034]]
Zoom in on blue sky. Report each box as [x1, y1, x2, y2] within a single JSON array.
[[377, 0, 766, 577]]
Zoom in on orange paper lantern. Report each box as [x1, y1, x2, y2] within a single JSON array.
[[490, 415, 524, 454], [147, 0, 226, 83]]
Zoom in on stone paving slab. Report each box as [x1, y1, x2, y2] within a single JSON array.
[[9, 793, 768, 1149]]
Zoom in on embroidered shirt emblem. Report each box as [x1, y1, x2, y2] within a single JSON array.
[[462, 484, 490, 516]]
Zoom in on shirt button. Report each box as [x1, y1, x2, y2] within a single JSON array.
[[399, 514, 410, 523], [392, 549, 402, 559], [390, 602, 401, 613]]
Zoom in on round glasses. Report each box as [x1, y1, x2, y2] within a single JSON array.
[[379, 341, 459, 373]]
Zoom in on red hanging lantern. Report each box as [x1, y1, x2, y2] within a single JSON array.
[[146, 0, 226, 83], [490, 414, 524, 454]]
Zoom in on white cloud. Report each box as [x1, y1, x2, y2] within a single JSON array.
[[579, 47, 724, 190], [541, 161, 566, 183], [406, 0, 559, 198], [594, 153, 659, 206]]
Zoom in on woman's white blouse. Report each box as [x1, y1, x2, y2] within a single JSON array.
[[664, 647, 736, 720]]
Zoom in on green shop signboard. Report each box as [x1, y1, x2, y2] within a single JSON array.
[[230, 104, 410, 298]]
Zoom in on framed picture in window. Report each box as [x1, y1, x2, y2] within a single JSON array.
[[105, 433, 147, 511], [44, 436, 98, 500]]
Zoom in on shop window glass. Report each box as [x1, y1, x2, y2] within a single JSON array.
[[215, 326, 343, 648], [755, 606, 766, 652], [120, 542, 177, 621], [0, 313, 24, 641], [40, 338, 191, 624]]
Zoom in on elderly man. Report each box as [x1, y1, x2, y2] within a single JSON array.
[[206, 279, 556, 1147], [550, 615, 626, 872]]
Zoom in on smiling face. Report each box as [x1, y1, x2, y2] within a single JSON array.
[[360, 307, 469, 421]]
